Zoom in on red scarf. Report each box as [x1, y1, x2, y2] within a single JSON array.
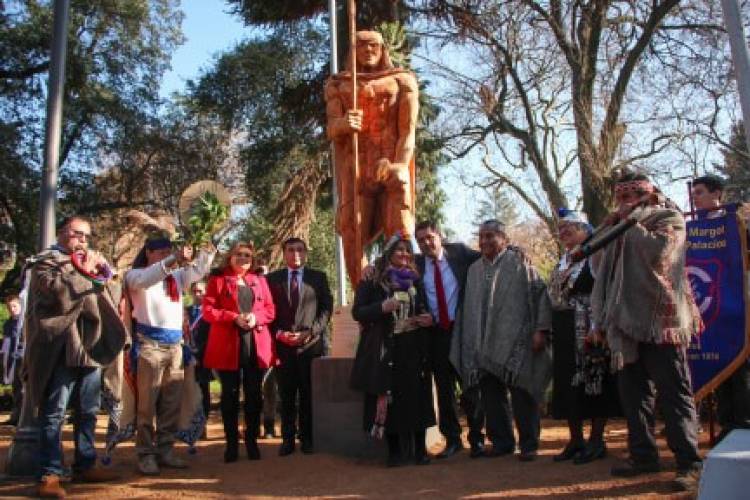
[[165, 275, 180, 302]]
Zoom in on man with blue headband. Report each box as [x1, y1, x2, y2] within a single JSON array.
[[125, 232, 215, 476]]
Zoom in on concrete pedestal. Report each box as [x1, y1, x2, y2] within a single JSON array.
[[312, 306, 442, 459], [698, 429, 750, 499]]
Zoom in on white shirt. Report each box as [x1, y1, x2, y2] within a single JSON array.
[[125, 249, 215, 330], [423, 250, 459, 321]]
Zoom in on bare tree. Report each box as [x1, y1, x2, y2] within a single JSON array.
[[412, 0, 738, 226]]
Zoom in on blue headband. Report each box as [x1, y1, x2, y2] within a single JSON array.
[[145, 238, 173, 251]]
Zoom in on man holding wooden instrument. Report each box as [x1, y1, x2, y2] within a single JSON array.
[[590, 172, 703, 492]]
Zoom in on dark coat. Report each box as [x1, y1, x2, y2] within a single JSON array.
[[350, 278, 436, 433], [24, 248, 127, 412], [415, 242, 480, 311], [266, 267, 333, 361]]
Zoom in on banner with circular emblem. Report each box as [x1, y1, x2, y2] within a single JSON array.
[[686, 204, 750, 401]]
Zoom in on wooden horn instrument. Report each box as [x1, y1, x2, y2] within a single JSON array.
[[569, 192, 662, 263]]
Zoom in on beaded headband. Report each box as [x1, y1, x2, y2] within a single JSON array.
[[614, 179, 654, 195]]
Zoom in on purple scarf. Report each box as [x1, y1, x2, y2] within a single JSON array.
[[387, 266, 419, 291]]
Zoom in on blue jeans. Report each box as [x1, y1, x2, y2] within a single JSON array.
[[38, 361, 101, 477]]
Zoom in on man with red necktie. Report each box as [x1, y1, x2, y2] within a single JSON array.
[[415, 220, 485, 458]]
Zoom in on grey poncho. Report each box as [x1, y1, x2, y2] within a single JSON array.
[[450, 250, 552, 403]]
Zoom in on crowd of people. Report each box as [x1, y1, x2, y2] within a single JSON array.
[[0, 170, 746, 497]]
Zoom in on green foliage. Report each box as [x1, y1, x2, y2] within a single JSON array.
[[0, 0, 185, 292], [473, 185, 520, 227], [183, 193, 229, 247]]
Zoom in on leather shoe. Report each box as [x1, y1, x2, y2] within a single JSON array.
[[74, 467, 119, 483], [278, 440, 295, 456], [673, 466, 701, 492], [518, 450, 538, 462], [414, 454, 431, 466], [469, 442, 485, 459], [387, 453, 405, 467], [246, 440, 261, 460], [38, 474, 66, 498], [611, 459, 661, 477], [573, 441, 607, 465], [158, 450, 188, 469], [436, 440, 463, 459], [224, 445, 238, 463], [553, 441, 585, 462], [300, 440, 314, 455]]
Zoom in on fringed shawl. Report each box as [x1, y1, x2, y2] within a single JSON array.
[[590, 207, 703, 369], [450, 250, 552, 403]]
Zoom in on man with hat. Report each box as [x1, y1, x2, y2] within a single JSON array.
[[591, 171, 703, 491], [124, 232, 215, 475]]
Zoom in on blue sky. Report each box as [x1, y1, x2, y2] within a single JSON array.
[[160, 1, 248, 98]]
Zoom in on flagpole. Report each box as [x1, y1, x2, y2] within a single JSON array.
[[328, 0, 347, 306]]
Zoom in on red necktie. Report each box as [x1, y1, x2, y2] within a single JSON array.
[[290, 270, 300, 314], [433, 259, 451, 330]]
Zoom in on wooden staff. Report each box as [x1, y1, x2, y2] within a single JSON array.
[[348, 0, 363, 277]]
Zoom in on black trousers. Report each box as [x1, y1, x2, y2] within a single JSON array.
[[196, 366, 212, 419], [617, 343, 701, 470], [277, 351, 316, 443], [429, 326, 484, 445], [479, 372, 540, 453], [217, 365, 264, 445], [716, 358, 750, 441]]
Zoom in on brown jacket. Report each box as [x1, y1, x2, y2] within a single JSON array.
[[24, 247, 127, 412]]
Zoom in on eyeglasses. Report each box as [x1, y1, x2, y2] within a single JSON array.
[[69, 229, 91, 240], [234, 252, 253, 258]]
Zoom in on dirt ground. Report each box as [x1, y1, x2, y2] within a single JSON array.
[[0, 413, 706, 499]]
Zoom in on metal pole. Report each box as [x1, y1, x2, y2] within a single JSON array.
[[38, 0, 71, 251], [721, 0, 750, 150], [6, 0, 70, 478], [329, 0, 348, 306]]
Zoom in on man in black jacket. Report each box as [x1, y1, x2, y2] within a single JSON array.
[[267, 238, 333, 456], [414, 220, 485, 458]]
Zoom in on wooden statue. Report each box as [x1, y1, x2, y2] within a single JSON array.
[[325, 30, 419, 286]]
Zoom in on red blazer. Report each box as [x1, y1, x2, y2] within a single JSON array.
[[202, 269, 276, 371]]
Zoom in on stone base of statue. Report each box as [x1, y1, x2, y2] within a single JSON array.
[[312, 306, 441, 459], [5, 394, 40, 478], [698, 429, 750, 499]]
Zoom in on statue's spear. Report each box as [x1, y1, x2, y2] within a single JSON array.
[[348, 0, 363, 282]]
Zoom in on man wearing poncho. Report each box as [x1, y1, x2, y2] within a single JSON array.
[[451, 220, 552, 462], [590, 172, 703, 492]]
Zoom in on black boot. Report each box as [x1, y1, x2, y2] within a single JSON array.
[[245, 429, 261, 460], [386, 434, 404, 467], [224, 439, 239, 463], [413, 430, 430, 466]]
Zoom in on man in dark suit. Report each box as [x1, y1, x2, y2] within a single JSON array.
[[414, 220, 486, 458], [267, 237, 333, 456]]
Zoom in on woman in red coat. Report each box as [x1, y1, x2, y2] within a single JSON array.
[[202, 242, 276, 462]]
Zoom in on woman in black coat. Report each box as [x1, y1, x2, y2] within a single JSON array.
[[350, 234, 436, 467], [549, 209, 620, 464]]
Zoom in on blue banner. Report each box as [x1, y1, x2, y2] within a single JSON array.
[[686, 206, 749, 400]]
